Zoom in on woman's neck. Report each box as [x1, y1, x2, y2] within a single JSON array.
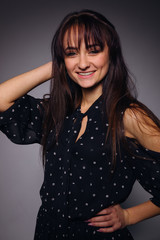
[[81, 85, 102, 113]]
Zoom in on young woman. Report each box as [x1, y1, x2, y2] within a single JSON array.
[[0, 9, 160, 240]]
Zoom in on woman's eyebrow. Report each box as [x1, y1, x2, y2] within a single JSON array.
[[64, 46, 78, 51], [64, 44, 100, 51], [87, 44, 100, 48]]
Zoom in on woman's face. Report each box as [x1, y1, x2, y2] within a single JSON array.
[[63, 30, 110, 91]]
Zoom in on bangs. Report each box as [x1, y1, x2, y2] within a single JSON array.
[[63, 18, 108, 52], [53, 10, 116, 63]]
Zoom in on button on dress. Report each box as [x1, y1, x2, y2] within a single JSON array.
[[0, 94, 160, 240]]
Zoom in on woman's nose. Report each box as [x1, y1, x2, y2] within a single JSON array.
[[78, 54, 90, 70]]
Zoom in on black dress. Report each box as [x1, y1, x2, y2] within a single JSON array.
[[0, 95, 160, 240]]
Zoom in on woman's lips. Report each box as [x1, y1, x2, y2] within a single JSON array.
[[77, 71, 95, 78]]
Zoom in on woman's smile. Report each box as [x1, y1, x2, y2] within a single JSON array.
[[77, 71, 96, 78]]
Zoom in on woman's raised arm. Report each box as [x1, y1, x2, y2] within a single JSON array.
[[0, 61, 53, 112]]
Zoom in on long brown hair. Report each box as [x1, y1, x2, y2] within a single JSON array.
[[42, 9, 160, 166]]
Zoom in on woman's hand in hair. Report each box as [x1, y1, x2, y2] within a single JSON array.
[[0, 61, 53, 112], [86, 204, 129, 232]]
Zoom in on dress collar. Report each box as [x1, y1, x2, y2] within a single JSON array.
[[74, 95, 103, 119]]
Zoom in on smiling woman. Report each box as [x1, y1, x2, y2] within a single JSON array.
[[0, 9, 160, 240]]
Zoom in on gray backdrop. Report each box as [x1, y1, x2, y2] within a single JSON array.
[[0, 0, 160, 239]]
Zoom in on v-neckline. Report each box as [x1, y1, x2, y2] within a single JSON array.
[[73, 95, 103, 143]]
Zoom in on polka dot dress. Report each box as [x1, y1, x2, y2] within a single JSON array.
[[0, 95, 160, 240]]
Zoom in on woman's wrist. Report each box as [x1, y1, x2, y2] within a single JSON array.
[[42, 61, 53, 81], [124, 201, 160, 226], [123, 208, 130, 227]]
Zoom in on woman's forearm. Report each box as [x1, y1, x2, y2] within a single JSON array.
[[126, 200, 160, 226], [0, 61, 53, 112]]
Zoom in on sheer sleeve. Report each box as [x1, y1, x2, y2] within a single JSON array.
[[126, 138, 160, 207], [0, 95, 44, 145]]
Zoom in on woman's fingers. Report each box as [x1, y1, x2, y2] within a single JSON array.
[[88, 220, 114, 227], [87, 213, 112, 223], [86, 204, 128, 233], [95, 207, 112, 216], [97, 224, 121, 233], [86, 207, 112, 223]]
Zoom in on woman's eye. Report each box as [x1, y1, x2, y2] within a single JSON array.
[[90, 50, 99, 54], [65, 51, 76, 57], [89, 48, 101, 54]]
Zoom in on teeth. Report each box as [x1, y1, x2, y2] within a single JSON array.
[[79, 72, 94, 76]]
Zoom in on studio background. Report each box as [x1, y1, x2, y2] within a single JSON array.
[[0, 0, 160, 239]]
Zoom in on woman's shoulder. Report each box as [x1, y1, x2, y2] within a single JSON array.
[[123, 104, 160, 153]]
